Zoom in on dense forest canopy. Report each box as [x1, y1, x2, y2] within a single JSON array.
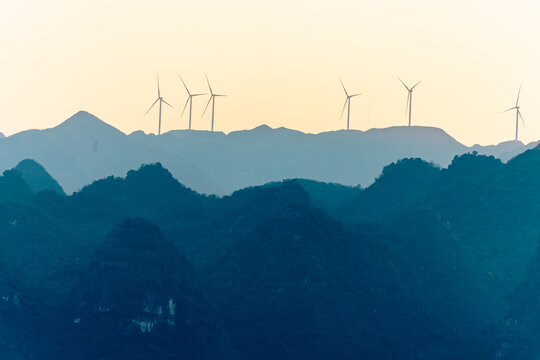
[[2, 148, 540, 358]]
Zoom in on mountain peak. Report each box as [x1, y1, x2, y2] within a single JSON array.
[[12, 159, 65, 195], [62, 110, 100, 123], [77, 217, 196, 318], [229, 124, 304, 137], [253, 124, 272, 131], [55, 110, 124, 135], [228, 124, 273, 136], [0, 132, 4, 139]]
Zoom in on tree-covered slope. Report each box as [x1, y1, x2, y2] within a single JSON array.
[[5, 155, 540, 358]]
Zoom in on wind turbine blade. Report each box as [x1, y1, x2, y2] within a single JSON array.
[[519, 110, 525, 126], [397, 77, 410, 91], [411, 80, 422, 90], [340, 98, 348, 119], [191, 93, 206, 97], [162, 99, 173, 108], [145, 98, 159, 115], [215, 94, 227, 97], [502, 106, 516, 113], [181, 97, 190, 117], [157, 74, 161, 98], [205, 73, 214, 95], [516, 83, 523, 106], [202, 96, 213, 117], [339, 78, 349, 96], [350, 93, 362, 97], [179, 76, 190, 95]]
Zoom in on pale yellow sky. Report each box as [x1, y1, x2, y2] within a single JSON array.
[[1, 0, 539, 145]]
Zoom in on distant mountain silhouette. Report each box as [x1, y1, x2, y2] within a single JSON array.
[[12, 159, 65, 195], [0, 111, 536, 195], [130, 125, 467, 193], [472, 139, 539, 161], [135, 125, 536, 194], [0, 132, 4, 139], [0, 111, 221, 194]]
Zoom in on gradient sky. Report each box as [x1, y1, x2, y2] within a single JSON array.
[[1, 0, 540, 145]]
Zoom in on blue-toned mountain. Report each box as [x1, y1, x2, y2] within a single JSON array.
[[0, 111, 535, 195]]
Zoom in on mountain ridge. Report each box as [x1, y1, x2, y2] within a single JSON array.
[[0, 111, 222, 194], [0, 110, 537, 195]]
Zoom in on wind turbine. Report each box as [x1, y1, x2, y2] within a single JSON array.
[[180, 76, 206, 130], [202, 74, 226, 132], [339, 79, 361, 130], [145, 74, 173, 135], [398, 77, 421, 127], [503, 84, 525, 141]]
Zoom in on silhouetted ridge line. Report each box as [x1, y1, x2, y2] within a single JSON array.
[[55, 110, 123, 133], [0, 111, 538, 197], [13, 159, 65, 195]]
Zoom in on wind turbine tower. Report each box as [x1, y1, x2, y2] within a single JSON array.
[[503, 84, 525, 141], [202, 74, 226, 132], [339, 79, 361, 130], [180, 76, 206, 130], [145, 74, 173, 135], [398, 77, 421, 127]]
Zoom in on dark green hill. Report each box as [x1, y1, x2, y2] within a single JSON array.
[[203, 198, 484, 359], [264, 178, 362, 213], [0, 253, 34, 359], [492, 241, 540, 359], [353, 211, 489, 330], [0, 157, 526, 359], [328, 150, 540, 320], [56, 218, 229, 360], [338, 158, 441, 222], [13, 159, 65, 195], [0, 169, 33, 201]]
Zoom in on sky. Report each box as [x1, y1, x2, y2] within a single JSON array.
[[1, 0, 540, 145]]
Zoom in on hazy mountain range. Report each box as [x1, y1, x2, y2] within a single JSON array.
[[2, 111, 540, 358], [0, 110, 536, 195]]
